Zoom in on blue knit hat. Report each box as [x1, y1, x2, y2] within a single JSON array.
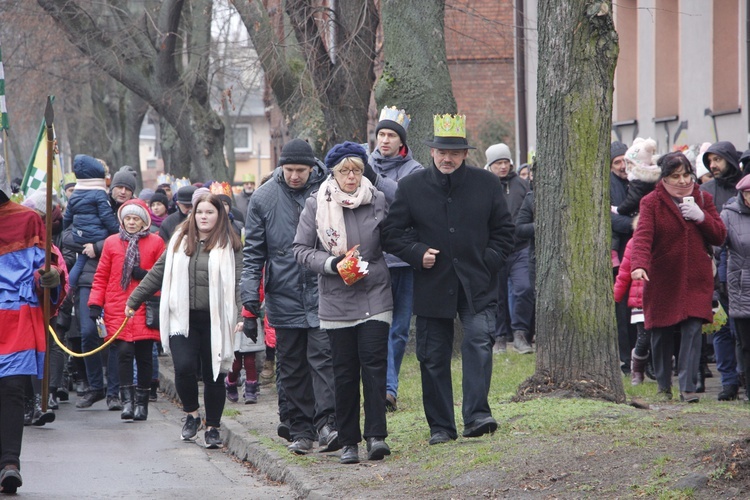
[[324, 142, 368, 170]]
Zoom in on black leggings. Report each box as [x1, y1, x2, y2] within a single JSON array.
[[116, 339, 154, 389], [169, 310, 225, 428], [0, 376, 25, 469]]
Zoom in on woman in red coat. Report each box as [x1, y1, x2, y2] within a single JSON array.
[[89, 199, 165, 420], [630, 152, 726, 403]]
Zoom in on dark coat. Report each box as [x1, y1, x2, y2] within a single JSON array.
[[63, 188, 120, 244], [61, 227, 106, 288], [515, 190, 535, 270], [497, 172, 530, 251], [721, 196, 750, 318], [617, 163, 661, 216], [629, 183, 726, 329], [382, 163, 515, 318], [610, 172, 633, 260], [158, 209, 188, 243], [241, 164, 328, 329]]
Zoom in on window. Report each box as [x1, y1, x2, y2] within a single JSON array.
[[233, 125, 252, 152], [146, 159, 157, 170]]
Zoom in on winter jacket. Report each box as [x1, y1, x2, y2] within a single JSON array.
[[382, 163, 515, 318], [515, 190, 535, 271], [241, 163, 328, 329], [159, 209, 188, 243], [234, 190, 252, 222], [629, 183, 726, 329], [721, 196, 750, 318], [63, 187, 120, 244], [89, 232, 166, 342], [368, 147, 423, 268], [496, 172, 530, 252], [61, 227, 106, 288], [613, 238, 643, 309], [610, 172, 633, 260], [617, 164, 661, 216], [294, 187, 393, 322], [127, 238, 243, 321]]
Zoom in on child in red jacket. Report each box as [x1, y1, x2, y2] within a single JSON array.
[[614, 216, 650, 385]]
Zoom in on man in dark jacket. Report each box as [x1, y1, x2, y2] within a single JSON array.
[[159, 185, 197, 242], [241, 139, 338, 455], [485, 143, 533, 354], [368, 106, 423, 412], [382, 115, 515, 445], [610, 141, 636, 374], [701, 141, 742, 400]]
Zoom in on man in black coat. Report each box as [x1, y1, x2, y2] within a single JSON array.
[[382, 115, 515, 445], [610, 141, 636, 375]]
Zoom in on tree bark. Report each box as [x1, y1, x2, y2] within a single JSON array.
[[526, 0, 625, 402], [375, 0, 457, 166], [37, 0, 229, 182]]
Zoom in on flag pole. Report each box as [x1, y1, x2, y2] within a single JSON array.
[[41, 96, 54, 412], [2, 129, 9, 187]]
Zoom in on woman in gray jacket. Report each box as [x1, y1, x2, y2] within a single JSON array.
[[294, 142, 393, 465], [721, 174, 750, 401]]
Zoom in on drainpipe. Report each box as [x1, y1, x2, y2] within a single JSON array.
[[515, 0, 528, 164]]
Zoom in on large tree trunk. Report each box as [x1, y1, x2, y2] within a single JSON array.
[[374, 0, 457, 166], [37, 0, 229, 182], [525, 0, 625, 402]]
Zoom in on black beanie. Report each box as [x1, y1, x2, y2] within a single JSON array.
[[149, 192, 169, 209], [279, 139, 317, 167], [376, 120, 407, 146]]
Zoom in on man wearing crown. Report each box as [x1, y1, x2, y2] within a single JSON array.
[[382, 114, 515, 445], [368, 106, 424, 412]]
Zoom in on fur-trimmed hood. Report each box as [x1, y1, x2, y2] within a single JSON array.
[[627, 163, 661, 184]]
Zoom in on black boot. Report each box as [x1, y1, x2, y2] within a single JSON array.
[[718, 384, 739, 401], [48, 387, 59, 410], [696, 371, 706, 393], [120, 385, 135, 420], [23, 397, 34, 426], [149, 380, 159, 402], [133, 387, 149, 421], [31, 394, 55, 426]]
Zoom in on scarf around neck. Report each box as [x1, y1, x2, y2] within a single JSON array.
[[119, 227, 150, 290], [661, 178, 694, 200], [315, 176, 374, 255]]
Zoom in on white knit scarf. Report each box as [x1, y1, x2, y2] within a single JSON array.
[[315, 176, 374, 255], [159, 228, 237, 379]]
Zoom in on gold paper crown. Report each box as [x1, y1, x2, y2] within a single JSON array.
[[63, 172, 77, 185], [378, 106, 411, 129], [157, 173, 175, 186], [210, 181, 232, 197], [242, 173, 256, 183], [433, 114, 467, 138]]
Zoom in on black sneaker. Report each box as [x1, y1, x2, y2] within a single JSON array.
[[204, 427, 222, 449], [0, 465, 22, 494], [181, 414, 203, 441], [76, 389, 106, 408], [318, 424, 341, 452]]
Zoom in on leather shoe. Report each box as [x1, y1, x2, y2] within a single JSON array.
[[366, 438, 391, 460], [428, 431, 453, 445], [679, 392, 700, 403], [318, 424, 341, 452], [340, 445, 359, 464], [288, 437, 313, 455], [76, 389, 106, 408], [277, 421, 292, 442], [462, 416, 498, 438], [385, 393, 397, 412]]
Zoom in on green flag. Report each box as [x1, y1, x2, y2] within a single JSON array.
[[0, 43, 7, 131]]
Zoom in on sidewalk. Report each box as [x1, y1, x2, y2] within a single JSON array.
[[158, 356, 335, 499]]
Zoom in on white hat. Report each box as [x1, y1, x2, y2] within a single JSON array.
[[484, 143, 513, 169]]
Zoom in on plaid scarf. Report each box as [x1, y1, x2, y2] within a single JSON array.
[[119, 227, 150, 290]]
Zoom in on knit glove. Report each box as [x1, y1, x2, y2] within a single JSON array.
[[131, 266, 148, 280], [39, 268, 60, 289], [680, 202, 705, 223], [89, 305, 103, 321], [243, 317, 258, 343], [363, 162, 378, 185], [328, 254, 345, 276]]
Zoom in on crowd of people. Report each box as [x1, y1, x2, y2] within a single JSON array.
[[3, 107, 749, 492]]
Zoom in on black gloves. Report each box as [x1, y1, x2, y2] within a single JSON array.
[[89, 305, 103, 321], [132, 266, 148, 280], [243, 301, 261, 317], [363, 162, 378, 185], [331, 254, 345, 276], [243, 317, 258, 343], [39, 268, 61, 289]]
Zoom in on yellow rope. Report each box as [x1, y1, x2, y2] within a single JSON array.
[[48, 317, 129, 358]]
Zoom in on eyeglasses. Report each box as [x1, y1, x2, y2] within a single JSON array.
[[336, 168, 364, 176]]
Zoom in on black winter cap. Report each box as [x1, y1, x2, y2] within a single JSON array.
[[376, 120, 407, 146], [176, 185, 198, 204], [279, 139, 317, 167]]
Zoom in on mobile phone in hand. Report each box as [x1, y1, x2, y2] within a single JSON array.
[[682, 196, 695, 204]]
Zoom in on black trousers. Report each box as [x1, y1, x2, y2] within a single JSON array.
[[116, 339, 154, 388], [169, 311, 225, 428], [328, 320, 389, 445], [732, 318, 750, 396], [0, 375, 26, 469], [275, 327, 336, 441]]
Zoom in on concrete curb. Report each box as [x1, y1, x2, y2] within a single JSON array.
[[158, 361, 335, 499]]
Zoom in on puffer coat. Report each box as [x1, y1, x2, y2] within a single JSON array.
[[721, 196, 750, 318]]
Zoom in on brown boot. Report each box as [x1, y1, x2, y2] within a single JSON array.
[[631, 348, 647, 386], [259, 359, 275, 385]]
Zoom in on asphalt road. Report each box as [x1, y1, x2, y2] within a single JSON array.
[[18, 394, 294, 499]]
